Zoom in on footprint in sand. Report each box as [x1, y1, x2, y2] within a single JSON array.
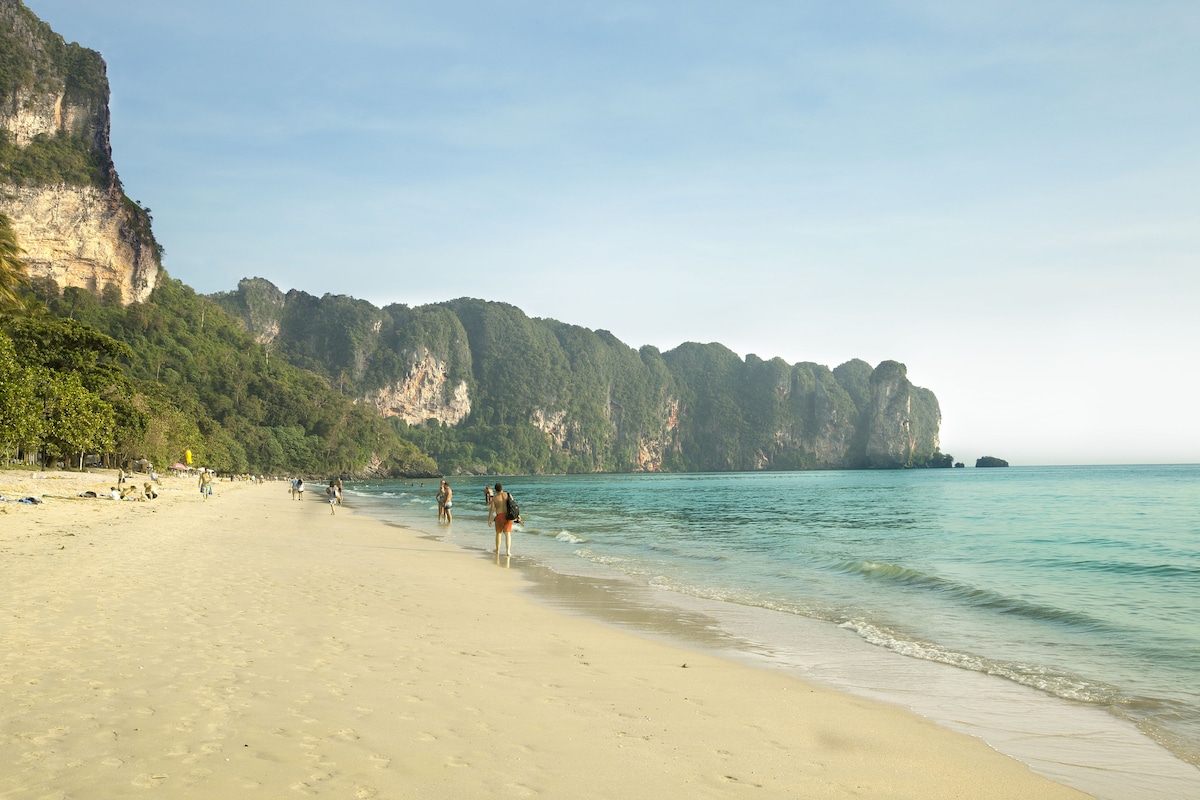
[[369, 754, 391, 769], [290, 771, 333, 795]]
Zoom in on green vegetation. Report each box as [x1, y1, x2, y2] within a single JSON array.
[[0, 1, 108, 107], [216, 281, 944, 475], [2, 269, 438, 476], [0, 129, 107, 187], [0, 212, 29, 311], [1, 1, 111, 189]]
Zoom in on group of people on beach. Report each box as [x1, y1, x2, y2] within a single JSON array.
[[437, 480, 520, 556], [286, 476, 342, 513], [106, 482, 158, 501]]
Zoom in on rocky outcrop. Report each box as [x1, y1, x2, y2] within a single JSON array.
[[3, 185, 159, 302], [530, 408, 574, 450], [209, 278, 942, 473], [634, 398, 680, 472], [369, 348, 471, 426], [0, 0, 160, 304], [864, 360, 941, 468]]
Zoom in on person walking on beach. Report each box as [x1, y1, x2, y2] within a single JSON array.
[[296, 478, 305, 500], [198, 468, 214, 500], [326, 483, 337, 515], [490, 483, 515, 555]]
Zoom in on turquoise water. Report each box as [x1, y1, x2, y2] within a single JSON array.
[[347, 465, 1200, 779]]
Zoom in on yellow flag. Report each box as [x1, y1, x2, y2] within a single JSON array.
[[185, 449, 193, 465]]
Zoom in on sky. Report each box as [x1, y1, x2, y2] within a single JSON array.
[[26, 0, 1200, 465]]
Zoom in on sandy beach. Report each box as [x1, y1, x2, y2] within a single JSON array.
[[0, 469, 1091, 799]]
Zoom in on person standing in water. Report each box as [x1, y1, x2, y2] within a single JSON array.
[[490, 483, 514, 555], [442, 481, 453, 523]]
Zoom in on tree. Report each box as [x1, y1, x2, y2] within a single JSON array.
[[0, 330, 40, 461], [0, 214, 30, 313], [35, 368, 115, 468]]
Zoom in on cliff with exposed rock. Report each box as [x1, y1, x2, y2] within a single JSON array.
[[0, 0, 160, 303], [213, 278, 943, 474]]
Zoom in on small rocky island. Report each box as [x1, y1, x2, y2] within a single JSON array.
[[975, 456, 1010, 468]]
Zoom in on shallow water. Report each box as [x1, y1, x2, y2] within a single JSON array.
[[348, 466, 1200, 798]]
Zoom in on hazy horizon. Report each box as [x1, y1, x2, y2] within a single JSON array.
[[28, 0, 1200, 466]]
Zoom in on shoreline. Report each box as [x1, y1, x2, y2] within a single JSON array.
[[351, 479, 1200, 800], [2, 468, 1095, 798]]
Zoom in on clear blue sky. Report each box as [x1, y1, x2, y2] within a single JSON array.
[[29, 0, 1200, 464]]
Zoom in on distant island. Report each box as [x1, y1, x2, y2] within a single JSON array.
[[975, 456, 1010, 468]]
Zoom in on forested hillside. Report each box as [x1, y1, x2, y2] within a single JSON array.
[[214, 278, 948, 475], [0, 261, 437, 476]]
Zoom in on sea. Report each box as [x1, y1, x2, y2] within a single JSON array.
[[345, 465, 1200, 799]]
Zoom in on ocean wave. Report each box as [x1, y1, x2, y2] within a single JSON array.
[[833, 559, 1111, 630], [555, 531, 585, 544], [1065, 559, 1200, 580], [839, 619, 1121, 704]]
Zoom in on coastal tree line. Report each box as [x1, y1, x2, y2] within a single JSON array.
[[0, 213, 436, 475]]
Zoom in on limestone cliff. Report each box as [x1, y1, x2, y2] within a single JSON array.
[[0, 0, 161, 303], [633, 397, 680, 472], [211, 279, 942, 474], [370, 348, 471, 426], [864, 360, 941, 468]]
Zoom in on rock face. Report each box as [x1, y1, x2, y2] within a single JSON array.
[[2, 184, 159, 302], [213, 279, 944, 473], [0, 0, 161, 304], [862, 361, 943, 468], [370, 348, 471, 426]]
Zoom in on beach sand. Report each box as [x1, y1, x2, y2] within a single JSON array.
[[0, 469, 1092, 798]]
